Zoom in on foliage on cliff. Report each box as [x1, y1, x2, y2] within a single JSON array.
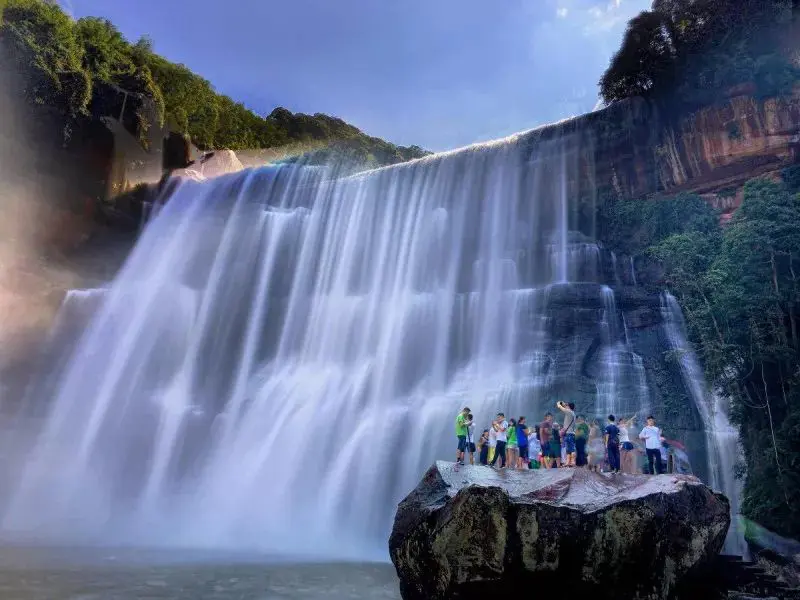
[[0, 0, 428, 167], [601, 179, 800, 539], [600, 0, 797, 108]]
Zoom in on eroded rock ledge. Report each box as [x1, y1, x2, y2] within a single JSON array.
[[389, 462, 729, 600]]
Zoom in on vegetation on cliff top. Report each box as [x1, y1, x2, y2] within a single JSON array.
[[0, 0, 428, 167], [601, 178, 800, 540], [600, 0, 797, 108]]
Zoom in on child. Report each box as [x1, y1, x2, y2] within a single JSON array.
[[550, 422, 562, 468], [506, 418, 519, 469], [478, 429, 490, 465]]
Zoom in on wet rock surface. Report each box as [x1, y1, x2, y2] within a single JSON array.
[[389, 461, 730, 600]]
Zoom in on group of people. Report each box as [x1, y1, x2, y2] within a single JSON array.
[[455, 402, 672, 475]]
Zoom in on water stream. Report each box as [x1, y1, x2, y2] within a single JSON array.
[[660, 292, 747, 556]]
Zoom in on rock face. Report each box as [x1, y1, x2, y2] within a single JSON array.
[[389, 462, 730, 600], [516, 88, 800, 223]]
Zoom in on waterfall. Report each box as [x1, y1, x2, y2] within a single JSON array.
[[0, 130, 712, 560], [660, 292, 748, 557]]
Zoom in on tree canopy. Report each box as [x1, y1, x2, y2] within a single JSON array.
[[0, 0, 428, 167], [600, 0, 796, 108]]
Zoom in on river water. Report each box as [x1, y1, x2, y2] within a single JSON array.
[[0, 547, 399, 599]]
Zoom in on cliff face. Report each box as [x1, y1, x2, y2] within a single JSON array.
[[520, 89, 800, 220], [657, 92, 800, 190]]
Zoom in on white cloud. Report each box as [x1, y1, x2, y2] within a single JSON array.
[[556, 7, 569, 18], [584, 0, 644, 35]]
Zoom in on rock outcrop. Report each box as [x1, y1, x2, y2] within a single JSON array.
[[389, 462, 730, 600]]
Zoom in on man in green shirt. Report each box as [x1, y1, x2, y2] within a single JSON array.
[[455, 407, 472, 465]]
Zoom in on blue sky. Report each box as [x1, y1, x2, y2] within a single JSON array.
[[60, 0, 649, 152]]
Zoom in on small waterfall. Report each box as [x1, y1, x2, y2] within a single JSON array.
[[601, 285, 617, 343], [611, 251, 620, 285], [548, 242, 602, 283], [660, 292, 747, 556], [629, 256, 637, 286]]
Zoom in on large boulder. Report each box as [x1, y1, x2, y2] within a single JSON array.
[[389, 462, 729, 600]]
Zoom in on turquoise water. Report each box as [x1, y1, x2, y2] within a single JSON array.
[[0, 547, 400, 599]]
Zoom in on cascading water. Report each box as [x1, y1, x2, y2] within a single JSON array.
[[0, 129, 720, 560], [660, 292, 748, 557]]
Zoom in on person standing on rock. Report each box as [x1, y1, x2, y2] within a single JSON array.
[[557, 401, 577, 467], [455, 407, 472, 465], [639, 415, 666, 474], [478, 429, 490, 465], [506, 418, 518, 468], [489, 413, 508, 469], [550, 422, 562, 468], [618, 417, 635, 473], [466, 412, 476, 465], [574, 415, 589, 467], [538, 413, 554, 468], [487, 420, 498, 464], [528, 426, 541, 468], [604, 414, 621, 474], [516, 417, 530, 469], [588, 420, 605, 472]]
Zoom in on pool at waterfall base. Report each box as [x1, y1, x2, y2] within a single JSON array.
[[0, 547, 400, 599]]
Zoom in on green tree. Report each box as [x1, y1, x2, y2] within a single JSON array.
[[0, 0, 90, 116], [600, 0, 795, 107], [73, 17, 132, 83]]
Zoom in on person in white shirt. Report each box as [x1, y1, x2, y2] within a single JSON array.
[[638, 415, 665, 474], [489, 412, 508, 468]]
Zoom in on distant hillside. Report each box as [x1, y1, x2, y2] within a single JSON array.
[[0, 0, 428, 169]]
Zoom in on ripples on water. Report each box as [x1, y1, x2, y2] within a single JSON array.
[[0, 547, 400, 599]]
